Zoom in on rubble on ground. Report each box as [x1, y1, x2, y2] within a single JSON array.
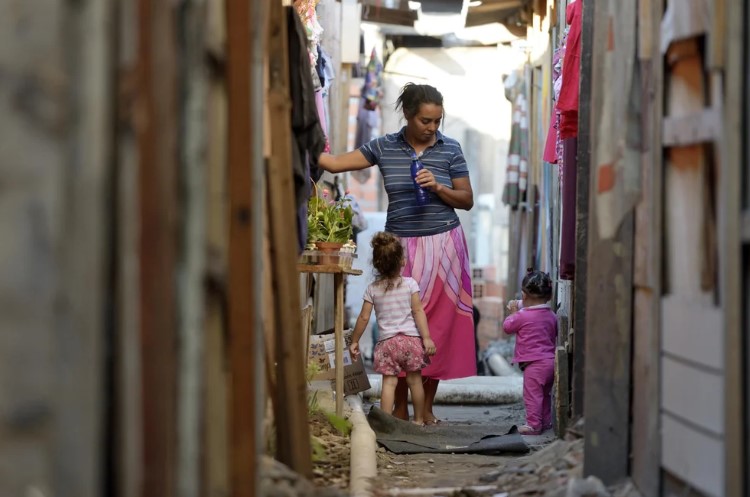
[[260, 456, 348, 497], [475, 420, 641, 497]]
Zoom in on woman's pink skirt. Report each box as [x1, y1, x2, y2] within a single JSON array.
[[400, 225, 476, 380]]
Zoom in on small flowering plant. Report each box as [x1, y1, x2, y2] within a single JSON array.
[[306, 188, 354, 244]]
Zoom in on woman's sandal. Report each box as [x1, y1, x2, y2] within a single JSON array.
[[424, 418, 442, 426]]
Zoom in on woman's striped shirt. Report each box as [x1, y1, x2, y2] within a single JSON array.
[[358, 127, 470, 237]]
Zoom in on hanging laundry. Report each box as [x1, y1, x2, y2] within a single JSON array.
[[542, 34, 566, 166], [362, 48, 384, 111], [287, 6, 327, 252], [502, 70, 529, 209], [559, 137, 577, 280], [351, 97, 379, 184], [557, 0, 582, 139], [294, 0, 325, 90]]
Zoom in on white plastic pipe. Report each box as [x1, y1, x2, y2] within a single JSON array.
[[362, 375, 523, 404], [487, 353, 520, 377], [346, 395, 377, 497]]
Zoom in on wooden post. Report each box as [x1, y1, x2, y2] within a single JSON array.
[[630, 0, 663, 494], [137, 0, 179, 495], [721, 0, 745, 493], [554, 346, 569, 438], [203, 1, 230, 493], [334, 273, 345, 415], [581, 0, 635, 484], [571, 0, 594, 420], [267, 0, 313, 478], [226, 0, 260, 493], [176, 1, 209, 496], [61, 0, 116, 495]]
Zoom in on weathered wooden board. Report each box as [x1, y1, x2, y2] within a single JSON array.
[[136, 0, 180, 494], [661, 296, 723, 371], [661, 414, 723, 497], [571, 0, 594, 420], [631, 22, 663, 491], [582, 0, 634, 485], [226, 0, 260, 492], [267, 0, 312, 477], [661, 356, 723, 435]]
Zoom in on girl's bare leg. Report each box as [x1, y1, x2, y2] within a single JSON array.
[[405, 371, 426, 425], [392, 377, 409, 420], [380, 375, 399, 416], [423, 377, 440, 424]]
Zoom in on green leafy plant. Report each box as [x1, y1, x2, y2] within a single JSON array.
[[306, 360, 321, 413], [307, 189, 354, 244], [324, 411, 353, 437]]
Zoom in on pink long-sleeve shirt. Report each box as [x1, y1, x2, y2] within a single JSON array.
[[502, 305, 558, 364]]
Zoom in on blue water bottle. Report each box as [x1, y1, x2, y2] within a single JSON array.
[[410, 153, 430, 206]]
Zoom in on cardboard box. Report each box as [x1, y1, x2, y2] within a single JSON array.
[[308, 329, 371, 396]]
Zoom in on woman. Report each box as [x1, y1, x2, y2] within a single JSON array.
[[318, 83, 475, 425]]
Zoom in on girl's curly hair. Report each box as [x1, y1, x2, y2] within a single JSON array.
[[522, 268, 552, 300], [371, 232, 404, 291]]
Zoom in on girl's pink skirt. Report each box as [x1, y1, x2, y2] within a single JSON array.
[[373, 334, 429, 376]]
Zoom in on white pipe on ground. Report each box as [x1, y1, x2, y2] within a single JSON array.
[[362, 375, 523, 404], [487, 353, 520, 377], [346, 395, 377, 497]]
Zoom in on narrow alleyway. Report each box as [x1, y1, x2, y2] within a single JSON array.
[[367, 403, 578, 496]]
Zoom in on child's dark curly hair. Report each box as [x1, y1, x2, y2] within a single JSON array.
[[371, 232, 404, 290], [521, 268, 553, 300]]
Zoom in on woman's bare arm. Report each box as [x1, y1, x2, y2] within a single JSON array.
[[318, 150, 373, 173]]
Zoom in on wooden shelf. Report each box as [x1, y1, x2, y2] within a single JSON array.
[[297, 264, 363, 275], [298, 263, 362, 415]]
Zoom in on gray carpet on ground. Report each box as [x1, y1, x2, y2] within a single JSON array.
[[366, 406, 530, 455]]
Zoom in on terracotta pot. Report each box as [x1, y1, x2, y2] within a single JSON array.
[[316, 241, 343, 265]]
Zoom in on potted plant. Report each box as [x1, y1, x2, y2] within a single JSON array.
[[306, 188, 354, 264]]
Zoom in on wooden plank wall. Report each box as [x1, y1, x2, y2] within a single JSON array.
[[0, 1, 115, 495], [659, 35, 725, 497]]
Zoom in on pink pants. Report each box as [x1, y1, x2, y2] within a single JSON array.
[[522, 358, 555, 431]]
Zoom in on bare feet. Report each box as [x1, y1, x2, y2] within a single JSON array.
[[411, 420, 425, 427], [424, 415, 442, 425]]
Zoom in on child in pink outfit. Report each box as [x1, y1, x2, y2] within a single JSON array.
[[503, 270, 557, 435]]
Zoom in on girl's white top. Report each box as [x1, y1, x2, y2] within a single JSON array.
[[363, 277, 421, 342]]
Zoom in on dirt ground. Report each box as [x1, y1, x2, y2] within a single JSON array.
[[374, 451, 517, 493], [310, 409, 351, 492], [366, 402, 543, 496], [374, 404, 597, 497], [273, 396, 635, 497]]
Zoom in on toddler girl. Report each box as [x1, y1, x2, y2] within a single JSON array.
[[503, 269, 558, 435], [349, 232, 437, 425]]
